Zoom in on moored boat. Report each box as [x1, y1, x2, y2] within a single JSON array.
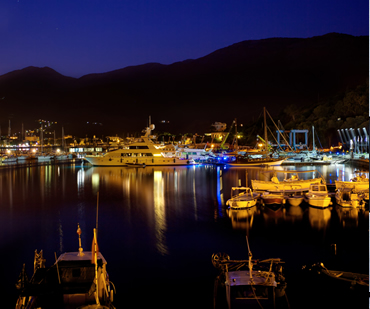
[[36, 153, 54, 161], [335, 185, 365, 208], [84, 124, 195, 166], [335, 170, 369, 201], [15, 224, 116, 309], [227, 156, 286, 167], [212, 237, 288, 309], [303, 262, 368, 292], [251, 170, 323, 192], [226, 187, 260, 209], [304, 184, 332, 208], [261, 191, 285, 205], [1, 155, 17, 163]]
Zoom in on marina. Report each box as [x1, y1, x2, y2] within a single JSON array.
[[0, 160, 368, 308]]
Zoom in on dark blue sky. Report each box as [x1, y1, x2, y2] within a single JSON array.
[[1, 0, 368, 77]]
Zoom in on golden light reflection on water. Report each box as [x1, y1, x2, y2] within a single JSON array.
[[226, 206, 257, 235], [92, 173, 100, 193], [308, 207, 331, 230], [335, 205, 359, 228], [153, 171, 169, 256]]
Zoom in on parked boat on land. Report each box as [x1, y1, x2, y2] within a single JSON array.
[[304, 184, 332, 208], [212, 237, 288, 309], [84, 124, 196, 166], [251, 170, 323, 192], [226, 187, 260, 209], [15, 224, 116, 309]]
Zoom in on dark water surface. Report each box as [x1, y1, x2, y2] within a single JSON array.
[[0, 163, 368, 308]]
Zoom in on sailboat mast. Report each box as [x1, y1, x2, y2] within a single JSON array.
[[264, 107, 268, 154], [41, 124, 43, 153], [312, 126, 315, 151], [62, 127, 65, 151]]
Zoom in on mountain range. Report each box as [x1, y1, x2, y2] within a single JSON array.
[[0, 32, 368, 138]]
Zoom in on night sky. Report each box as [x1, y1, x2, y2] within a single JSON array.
[[1, 0, 368, 78]]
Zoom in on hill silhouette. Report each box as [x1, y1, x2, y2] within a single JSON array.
[[0, 33, 368, 138]]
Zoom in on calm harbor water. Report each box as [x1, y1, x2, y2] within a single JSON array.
[[0, 162, 368, 308]]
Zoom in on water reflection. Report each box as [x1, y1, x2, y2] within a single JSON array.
[[262, 205, 285, 225], [226, 206, 257, 235], [335, 205, 359, 228], [285, 205, 304, 223], [308, 207, 331, 230], [153, 171, 168, 255]]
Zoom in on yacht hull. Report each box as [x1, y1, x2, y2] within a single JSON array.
[[84, 156, 195, 166]]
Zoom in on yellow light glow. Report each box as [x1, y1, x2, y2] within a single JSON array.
[[153, 154, 161, 157], [57, 149, 60, 153], [211, 144, 214, 148]]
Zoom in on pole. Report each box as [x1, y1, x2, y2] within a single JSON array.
[[96, 192, 99, 237], [263, 107, 268, 155], [93, 228, 100, 306]]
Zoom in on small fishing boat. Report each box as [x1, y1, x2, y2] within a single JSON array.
[[335, 185, 365, 208], [15, 224, 116, 309], [303, 262, 368, 292], [335, 170, 369, 201], [212, 237, 288, 309], [251, 169, 323, 192], [304, 184, 332, 208], [226, 187, 260, 209], [261, 191, 285, 206], [283, 186, 305, 207]]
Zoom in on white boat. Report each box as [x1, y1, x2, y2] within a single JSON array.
[[15, 224, 116, 309], [304, 184, 332, 208], [54, 154, 69, 160], [2, 155, 17, 163], [84, 124, 196, 166], [172, 145, 215, 162], [335, 186, 365, 208], [226, 187, 260, 209], [36, 153, 54, 161], [251, 169, 323, 192], [212, 237, 288, 309]]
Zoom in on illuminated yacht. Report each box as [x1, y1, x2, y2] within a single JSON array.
[[84, 124, 195, 166]]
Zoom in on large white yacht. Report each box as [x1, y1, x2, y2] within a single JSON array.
[[84, 124, 195, 166]]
